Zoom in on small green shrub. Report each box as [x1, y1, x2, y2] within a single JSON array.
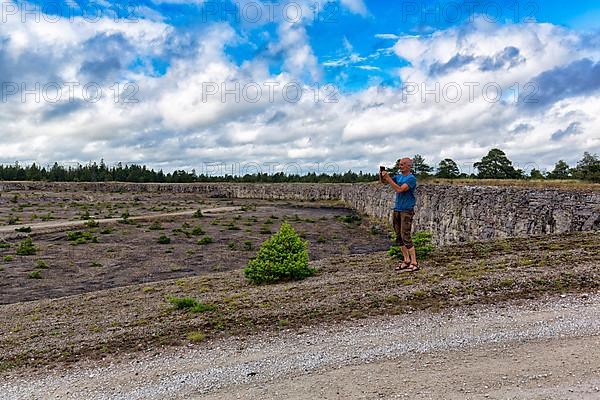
[[35, 260, 48, 269], [3, 255, 14, 262], [16, 237, 37, 255], [14, 226, 32, 233], [28, 270, 42, 279], [67, 231, 97, 245], [197, 236, 214, 245], [337, 214, 361, 224], [191, 226, 205, 236], [192, 209, 203, 218], [157, 235, 171, 244], [0, 242, 10, 249], [227, 241, 236, 249], [100, 227, 113, 234], [226, 223, 240, 230], [85, 219, 99, 228], [244, 222, 313, 284], [243, 240, 252, 250], [187, 331, 206, 343], [167, 296, 216, 313], [388, 231, 434, 261], [149, 221, 163, 230]]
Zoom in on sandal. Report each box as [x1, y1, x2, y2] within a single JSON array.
[[395, 260, 411, 271], [402, 263, 420, 273]]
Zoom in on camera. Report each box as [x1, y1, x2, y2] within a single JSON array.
[[379, 166, 386, 183]]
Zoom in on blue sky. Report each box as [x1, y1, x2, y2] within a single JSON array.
[[1, 0, 599, 174]]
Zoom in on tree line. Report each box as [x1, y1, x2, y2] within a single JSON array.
[[0, 150, 597, 183], [404, 149, 598, 183]]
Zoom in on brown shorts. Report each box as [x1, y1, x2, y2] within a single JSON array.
[[392, 210, 414, 249]]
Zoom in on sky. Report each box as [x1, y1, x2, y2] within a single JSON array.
[[0, 0, 599, 175]]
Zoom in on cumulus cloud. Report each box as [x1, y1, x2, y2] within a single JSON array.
[[1, 4, 599, 174]]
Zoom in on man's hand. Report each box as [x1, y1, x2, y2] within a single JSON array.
[[380, 171, 393, 184]]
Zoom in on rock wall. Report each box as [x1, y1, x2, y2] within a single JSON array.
[[1, 181, 598, 245]]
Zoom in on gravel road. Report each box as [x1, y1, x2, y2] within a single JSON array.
[[0, 206, 241, 239], [2, 292, 599, 399]]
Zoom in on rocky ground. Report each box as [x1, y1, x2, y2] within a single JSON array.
[[1, 292, 599, 399], [0, 230, 597, 376]]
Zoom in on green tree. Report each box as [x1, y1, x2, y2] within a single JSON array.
[[572, 152, 600, 182], [529, 168, 545, 180], [474, 149, 522, 179], [244, 222, 313, 284], [546, 160, 571, 180], [436, 158, 460, 179], [412, 154, 434, 178]]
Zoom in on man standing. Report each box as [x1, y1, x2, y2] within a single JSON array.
[[381, 158, 419, 272]]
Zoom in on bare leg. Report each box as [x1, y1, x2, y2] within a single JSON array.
[[408, 247, 417, 265], [401, 245, 410, 263]]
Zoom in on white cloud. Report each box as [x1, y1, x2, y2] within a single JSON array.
[[340, 0, 368, 16], [1, 7, 599, 174]]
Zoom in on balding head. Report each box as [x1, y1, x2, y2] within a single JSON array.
[[397, 157, 413, 174]]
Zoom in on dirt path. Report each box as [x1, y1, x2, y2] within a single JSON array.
[[0, 206, 241, 238], [2, 292, 599, 399]]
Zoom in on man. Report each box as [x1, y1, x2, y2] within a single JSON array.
[[381, 158, 419, 272]]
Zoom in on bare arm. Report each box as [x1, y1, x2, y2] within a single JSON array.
[[381, 172, 410, 193]]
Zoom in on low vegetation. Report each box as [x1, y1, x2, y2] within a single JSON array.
[[244, 221, 314, 284]]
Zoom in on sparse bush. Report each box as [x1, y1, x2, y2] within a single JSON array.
[[192, 209, 203, 218], [167, 296, 216, 313], [35, 260, 48, 269], [226, 223, 240, 230], [149, 221, 163, 230], [388, 231, 434, 261], [337, 214, 361, 224], [85, 219, 99, 228], [16, 237, 37, 256], [187, 331, 206, 343], [244, 222, 313, 284], [191, 226, 205, 236], [3, 255, 14, 262], [157, 235, 171, 244], [67, 231, 97, 245], [227, 241, 236, 249], [14, 226, 31, 233], [28, 270, 42, 279], [243, 240, 252, 251], [197, 236, 214, 245]]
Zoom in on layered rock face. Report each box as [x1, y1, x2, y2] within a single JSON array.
[[1, 181, 598, 245]]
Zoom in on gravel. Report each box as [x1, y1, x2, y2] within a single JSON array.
[[1, 291, 599, 400]]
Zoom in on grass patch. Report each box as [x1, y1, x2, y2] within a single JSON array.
[[167, 296, 216, 313], [67, 231, 97, 245], [197, 236, 214, 245], [16, 237, 37, 255], [157, 235, 171, 245], [28, 270, 42, 279], [186, 331, 206, 343]]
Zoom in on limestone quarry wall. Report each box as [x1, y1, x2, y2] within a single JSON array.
[[1, 181, 598, 245]]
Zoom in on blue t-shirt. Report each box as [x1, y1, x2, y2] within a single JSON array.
[[393, 173, 417, 211]]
